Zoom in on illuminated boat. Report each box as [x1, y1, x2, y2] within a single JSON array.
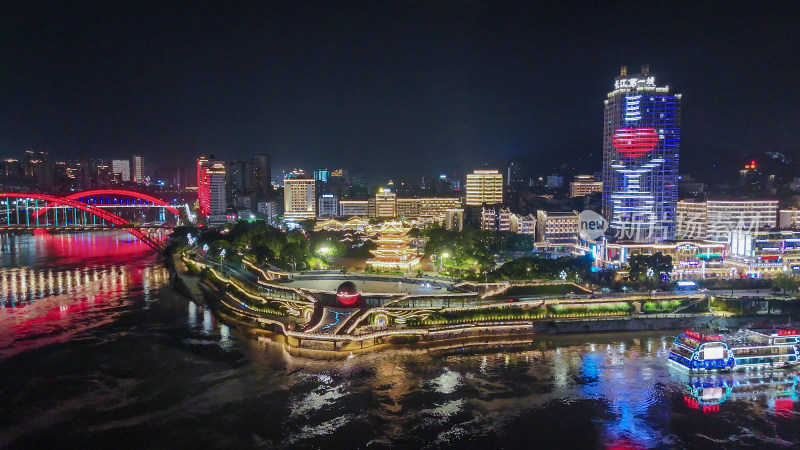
[[682, 372, 799, 412], [669, 328, 800, 372]]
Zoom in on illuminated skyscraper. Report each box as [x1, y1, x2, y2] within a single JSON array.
[[465, 169, 503, 206], [132, 155, 144, 183], [197, 156, 227, 225], [602, 65, 681, 242]]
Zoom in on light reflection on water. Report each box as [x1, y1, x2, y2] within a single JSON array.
[[0, 232, 799, 448]]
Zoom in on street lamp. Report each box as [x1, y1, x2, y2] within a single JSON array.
[[316, 246, 331, 269]]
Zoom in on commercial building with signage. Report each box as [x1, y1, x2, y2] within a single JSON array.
[[602, 65, 681, 243], [602, 241, 727, 279], [727, 230, 800, 278]]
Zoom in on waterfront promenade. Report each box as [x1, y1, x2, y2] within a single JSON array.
[[169, 251, 798, 354]]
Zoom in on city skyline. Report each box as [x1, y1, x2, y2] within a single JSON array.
[[5, 4, 800, 448], [1, 2, 799, 183]]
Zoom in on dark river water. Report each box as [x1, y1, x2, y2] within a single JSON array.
[[1, 232, 799, 449]]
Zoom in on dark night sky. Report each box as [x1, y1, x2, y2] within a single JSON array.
[[1, 1, 798, 183]]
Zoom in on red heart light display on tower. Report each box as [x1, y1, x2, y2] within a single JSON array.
[[612, 127, 659, 157]]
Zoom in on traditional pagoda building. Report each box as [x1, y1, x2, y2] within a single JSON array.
[[366, 221, 421, 271]]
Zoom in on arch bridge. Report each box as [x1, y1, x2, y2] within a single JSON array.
[[0, 190, 179, 250]]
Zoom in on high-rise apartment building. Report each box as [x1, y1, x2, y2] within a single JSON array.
[[465, 169, 503, 206], [24, 151, 54, 190], [65, 159, 90, 190], [132, 155, 144, 183], [602, 65, 681, 242], [112, 159, 131, 182], [197, 156, 227, 225], [283, 177, 316, 220], [254, 154, 271, 196]]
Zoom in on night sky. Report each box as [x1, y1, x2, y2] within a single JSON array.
[[1, 1, 798, 183]]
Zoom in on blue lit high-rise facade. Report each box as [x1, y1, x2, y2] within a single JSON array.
[[602, 65, 681, 243]]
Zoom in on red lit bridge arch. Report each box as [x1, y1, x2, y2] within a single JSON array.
[[0, 192, 169, 250], [30, 189, 180, 219]]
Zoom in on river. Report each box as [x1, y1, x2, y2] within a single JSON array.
[[1, 231, 798, 449]]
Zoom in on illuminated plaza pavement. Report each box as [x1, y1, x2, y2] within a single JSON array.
[[278, 273, 455, 295]]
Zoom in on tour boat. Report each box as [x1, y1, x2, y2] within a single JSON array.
[[682, 371, 798, 411], [668, 328, 800, 372]]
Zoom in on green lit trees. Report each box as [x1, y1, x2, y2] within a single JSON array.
[[773, 274, 798, 295]]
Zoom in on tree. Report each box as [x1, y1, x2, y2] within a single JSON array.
[[773, 274, 798, 295], [627, 252, 672, 281]]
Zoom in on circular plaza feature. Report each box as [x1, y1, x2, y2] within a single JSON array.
[[336, 281, 361, 306]]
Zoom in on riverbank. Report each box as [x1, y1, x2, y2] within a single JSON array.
[[167, 254, 792, 355]]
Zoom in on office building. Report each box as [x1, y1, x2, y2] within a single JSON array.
[[314, 169, 330, 183], [465, 169, 503, 206], [545, 174, 564, 189], [227, 160, 256, 207], [570, 175, 603, 197], [257, 200, 281, 225], [602, 65, 681, 242], [112, 159, 131, 182], [132, 155, 144, 183], [339, 200, 369, 216], [318, 194, 339, 217], [283, 177, 316, 220]]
